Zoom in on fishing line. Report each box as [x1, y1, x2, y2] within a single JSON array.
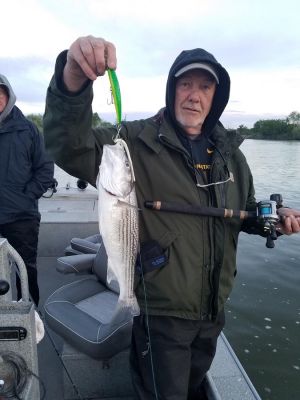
[[107, 66, 159, 399], [37, 310, 85, 400], [139, 252, 159, 400]]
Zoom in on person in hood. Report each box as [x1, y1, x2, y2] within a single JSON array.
[[0, 74, 55, 306], [43, 36, 300, 400]]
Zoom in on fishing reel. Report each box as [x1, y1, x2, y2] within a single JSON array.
[[256, 194, 283, 248]]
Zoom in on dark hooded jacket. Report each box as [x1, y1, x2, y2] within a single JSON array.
[[165, 48, 230, 137], [0, 74, 54, 224], [43, 49, 258, 320]]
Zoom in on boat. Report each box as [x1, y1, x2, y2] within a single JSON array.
[[0, 185, 262, 399]]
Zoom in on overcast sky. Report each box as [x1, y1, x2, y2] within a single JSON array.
[[1, 0, 299, 127]]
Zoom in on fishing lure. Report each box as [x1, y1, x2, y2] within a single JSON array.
[[107, 69, 122, 125]]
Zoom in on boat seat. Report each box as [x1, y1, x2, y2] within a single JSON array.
[[64, 233, 101, 256], [44, 241, 133, 360]]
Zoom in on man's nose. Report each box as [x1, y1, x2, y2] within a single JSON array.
[[188, 88, 201, 101]]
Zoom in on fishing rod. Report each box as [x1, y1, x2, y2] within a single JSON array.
[[144, 201, 256, 220], [145, 194, 283, 248]]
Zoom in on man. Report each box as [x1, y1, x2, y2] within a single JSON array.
[[0, 74, 54, 306], [43, 36, 300, 400]]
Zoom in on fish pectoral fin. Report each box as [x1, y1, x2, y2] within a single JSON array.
[[116, 199, 138, 209]]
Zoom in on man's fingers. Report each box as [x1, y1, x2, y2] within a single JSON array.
[[77, 36, 101, 80], [279, 215, 300, 235], [278, 207, 300, 218], [284, 217, 292, 234], [68, 36, 117, 81], [290, 215, 300, 233], [89, 38, 116, 75], [104, 41, 117, 70]]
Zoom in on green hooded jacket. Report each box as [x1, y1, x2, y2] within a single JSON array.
[[44, 49, 258, 320]]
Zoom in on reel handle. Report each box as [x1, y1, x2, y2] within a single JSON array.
[[264, 194, 283, 248], [266, 224, 278, 248], [266, 236, 275, 248]]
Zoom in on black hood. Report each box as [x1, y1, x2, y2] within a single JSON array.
[[165, 48, 230, 136]]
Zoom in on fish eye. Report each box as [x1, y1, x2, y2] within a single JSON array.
[[125, 161, 130, 168]]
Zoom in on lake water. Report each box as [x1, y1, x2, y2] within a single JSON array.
[[54, 139, 300, 400], [224, 140, 300, 400]]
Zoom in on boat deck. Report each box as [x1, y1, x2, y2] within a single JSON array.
[[1, 188, 261, 399], [37, 255, 261, 400]]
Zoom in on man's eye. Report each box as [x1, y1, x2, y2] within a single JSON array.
[[180, 81, 189, 88], [202, 84, 212, 91]]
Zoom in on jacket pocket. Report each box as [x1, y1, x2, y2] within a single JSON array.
[[136, 240, 169, 275], [2, 185, 37, 214], [135, 230, 179, 287]]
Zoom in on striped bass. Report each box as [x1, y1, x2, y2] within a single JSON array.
[[97, 138, 140, 316]]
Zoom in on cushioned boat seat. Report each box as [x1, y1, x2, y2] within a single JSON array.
[[44, 240, 133, 359], [64, 234, 101, 256]]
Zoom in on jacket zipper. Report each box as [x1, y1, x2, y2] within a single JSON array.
[[159, 132, 213, 319]]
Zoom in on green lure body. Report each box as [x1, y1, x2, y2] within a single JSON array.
[[107, 69, 122, 125]]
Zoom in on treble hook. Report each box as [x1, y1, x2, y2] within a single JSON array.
[[107, 88, 114, 105], [112, 122, 122, 142]]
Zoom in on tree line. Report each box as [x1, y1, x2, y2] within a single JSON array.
[[26, 112, 113, 133], [27, 111, 300, 141], [234, 111, 300, 140]]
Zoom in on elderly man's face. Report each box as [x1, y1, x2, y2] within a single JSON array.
[[0, 87, 8, 113], [174, 69, 216, 138]]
